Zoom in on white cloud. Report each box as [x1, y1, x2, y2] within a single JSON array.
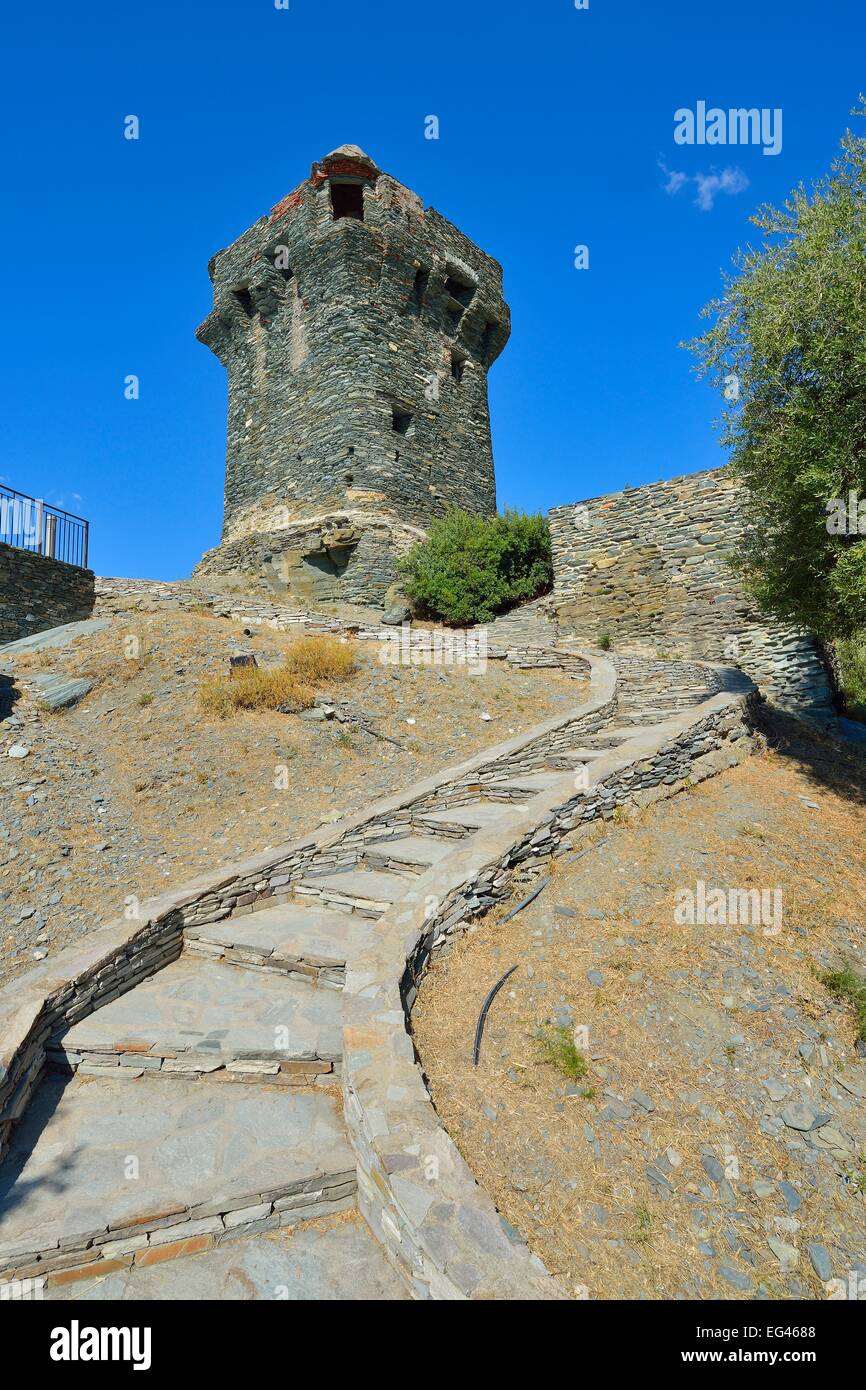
[[693, 166, 749, 211], [659, 160, 749, 211], [658, 161, 689, 196]]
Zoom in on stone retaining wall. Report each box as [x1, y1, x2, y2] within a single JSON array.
[[0, 544, 95, 644], [45, 1045, 338, 1089], [549, 468, 834, 715]]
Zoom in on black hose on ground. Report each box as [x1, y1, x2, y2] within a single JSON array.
[[473, 965, 518, 1066]]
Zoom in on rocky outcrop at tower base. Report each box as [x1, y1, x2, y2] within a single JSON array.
[[193, 510, 424, 607]]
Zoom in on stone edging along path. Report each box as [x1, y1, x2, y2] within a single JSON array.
[[0, 642, 760, 1297], [343, 658, 759, 1298]]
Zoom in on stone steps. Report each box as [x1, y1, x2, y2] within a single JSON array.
[[544, 747, 608, 769], [615, 707, 677, 723], [294, 866, 412, 916], [412, 802, 528, 835], [483, 770, 567, 796], [363, 833, 457, 874], [617, 686, 709, 706], [47, 955, 343, 1082], [185, 901, 369, 987], [0, 1074, 356, 1284], [581, 725, 657, 747], [617, 695, 707, 713]]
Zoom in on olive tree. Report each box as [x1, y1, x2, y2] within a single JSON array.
[[687, 102, 866, 643]]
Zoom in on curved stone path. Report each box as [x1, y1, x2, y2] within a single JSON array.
[[0, 634, 758, 1299]]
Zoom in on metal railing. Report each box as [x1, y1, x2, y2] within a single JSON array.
[[0, 485, 89, 569]]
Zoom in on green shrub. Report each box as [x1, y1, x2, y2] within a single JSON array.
[[835, 631, 866, 723], [536, 1024, 589, 1081], [398, 508, 552, 625]]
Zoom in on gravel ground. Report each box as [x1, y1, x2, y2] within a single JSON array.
[[414, 714, 866, 1300], [0, 603, 584, 988]]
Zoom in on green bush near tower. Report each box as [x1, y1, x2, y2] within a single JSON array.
[[398, 508, 553, 626]]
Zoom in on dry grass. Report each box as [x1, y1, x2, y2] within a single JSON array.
[[198, 667, 315, 718], [198, 634, 357, 718], [282, 634, 357, 683], [8, 649, 57, 671], [413, 737, 866, 1300]]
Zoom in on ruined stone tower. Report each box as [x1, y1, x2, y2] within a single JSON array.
[[195, 145, 510, 605]]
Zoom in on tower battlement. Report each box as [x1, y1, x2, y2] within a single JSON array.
[[195, 145, 510, 605]]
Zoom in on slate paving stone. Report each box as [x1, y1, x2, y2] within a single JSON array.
[[59, 955, 342, 1062], [420, 803, 526, 831], [297, 867, 409, 909], [188, 900, 372, 972], [44, 1215, 408, 1300], [488, 771, 564, 794], [366, 834, 456, 868], [0, 1074, 353, 1253]]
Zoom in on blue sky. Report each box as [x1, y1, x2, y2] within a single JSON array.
[[2, 0, 863, 579]]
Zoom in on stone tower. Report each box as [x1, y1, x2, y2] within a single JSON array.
[[195, 144, 510, 605]]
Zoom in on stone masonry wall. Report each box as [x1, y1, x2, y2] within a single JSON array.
[[549, 467, 834, 714], [195, 145, 510, 602], [0, 543, 95, 645]]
